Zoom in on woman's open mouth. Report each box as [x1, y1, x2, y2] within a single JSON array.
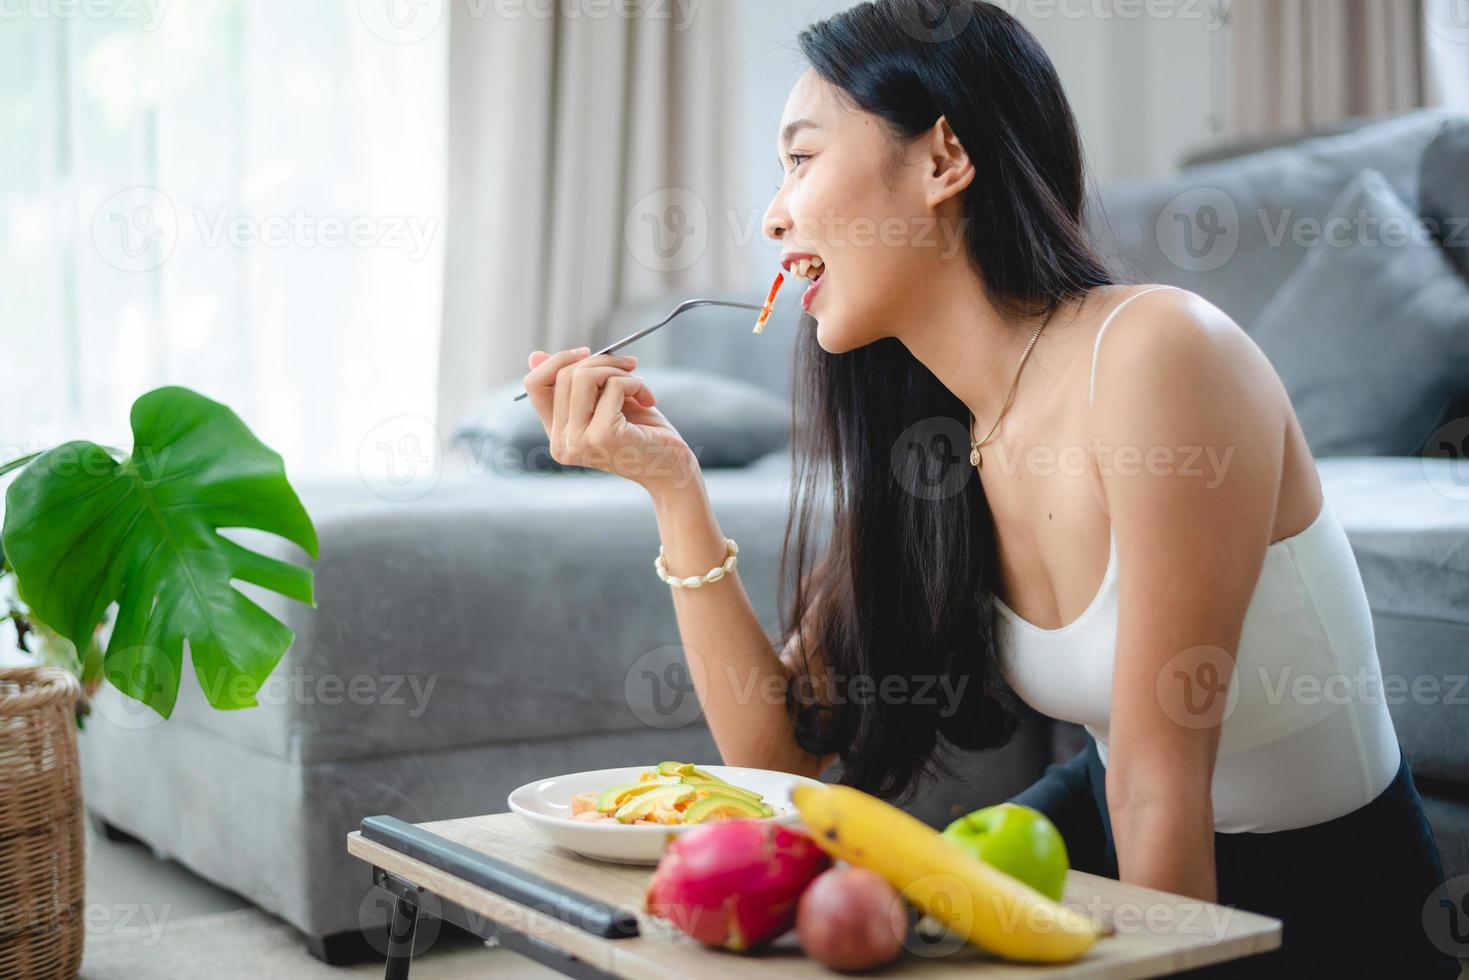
[[784, 253, 826, 311]]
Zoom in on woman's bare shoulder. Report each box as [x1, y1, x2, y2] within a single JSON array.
[[1085, 283, 1288, 455]]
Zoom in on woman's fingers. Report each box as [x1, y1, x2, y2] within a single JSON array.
[[523, 347, 588, 423], [524, 347, 586, 390], [564, 363, 644, 447], [550, 353, 638, 451], [587, 375, 651, 442]]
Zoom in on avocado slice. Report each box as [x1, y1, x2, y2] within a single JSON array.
[[681, 793, 774, 823], [654, 761, 728, 783], [679, 778, 762, 803], [595, 776, 680, 813], [614, 784, 698, 822]]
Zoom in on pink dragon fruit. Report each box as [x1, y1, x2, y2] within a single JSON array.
[[644, 820, 832, 952]]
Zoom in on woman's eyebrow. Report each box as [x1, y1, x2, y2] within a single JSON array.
[[780, 118, 821, 151]]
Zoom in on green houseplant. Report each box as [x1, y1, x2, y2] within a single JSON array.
[[0, 386, 318, 979], [1, 385, 319, 714]]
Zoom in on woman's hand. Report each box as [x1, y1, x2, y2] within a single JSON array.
[[523, 348, 696, 493]]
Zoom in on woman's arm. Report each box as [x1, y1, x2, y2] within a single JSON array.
[[1087, 288, 1290, 903], [651, 473, 837, 779]]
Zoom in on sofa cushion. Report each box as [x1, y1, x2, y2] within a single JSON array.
[[1088, 108, 1455, 331], [1318, 457, 1469, 786], [157, 461, 822, 764], [455, 366, 790, 472], [1419, 116, 1469, 280], [1248, 169, 1469, 457]]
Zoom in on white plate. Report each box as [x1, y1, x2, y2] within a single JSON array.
[[508, 764, 824, 865]]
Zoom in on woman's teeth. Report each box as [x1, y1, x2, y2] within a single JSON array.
[[798, 256, 826, 312]]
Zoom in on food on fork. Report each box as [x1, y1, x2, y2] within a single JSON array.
[[753, 272, 785, 333], [568, 761, 777, 825]]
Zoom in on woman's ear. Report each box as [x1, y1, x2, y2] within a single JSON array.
[[924, 115, 975, 209]]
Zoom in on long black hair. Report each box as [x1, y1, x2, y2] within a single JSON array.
[[779, 0, 1114, 801]]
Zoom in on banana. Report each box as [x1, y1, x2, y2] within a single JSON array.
[[791, 783, 1099, 963]]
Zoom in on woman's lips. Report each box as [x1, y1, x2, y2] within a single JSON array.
[[801, 269, 826, 311]]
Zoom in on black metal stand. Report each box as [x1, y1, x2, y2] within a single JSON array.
[[372, 868, 619, 980], [383, 890, 419, 980]]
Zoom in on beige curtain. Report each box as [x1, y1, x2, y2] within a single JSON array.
[[437, 0, 743, 429], [1225, 0, 1427, 141]]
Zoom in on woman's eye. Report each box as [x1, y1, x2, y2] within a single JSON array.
[[788, 153, 810, 172]]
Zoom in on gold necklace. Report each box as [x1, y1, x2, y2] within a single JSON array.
[[969, 308, 1054, 469]]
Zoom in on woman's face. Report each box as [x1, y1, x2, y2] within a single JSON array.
[[763, 69, 956, 353]]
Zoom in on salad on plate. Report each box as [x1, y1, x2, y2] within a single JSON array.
[[569, 761, 777, 826]]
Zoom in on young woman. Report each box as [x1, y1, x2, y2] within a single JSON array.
[[522, 2, 1456, 975]]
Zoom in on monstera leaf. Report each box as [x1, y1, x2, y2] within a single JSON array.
[[1, 387, 318, 717]]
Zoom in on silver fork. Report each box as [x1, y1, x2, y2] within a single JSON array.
[[512, 298, 765, 402]]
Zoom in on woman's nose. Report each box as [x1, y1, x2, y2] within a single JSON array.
[[762, 193, 788, 242]]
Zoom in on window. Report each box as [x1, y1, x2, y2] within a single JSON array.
[[0, 1, 447, 479]]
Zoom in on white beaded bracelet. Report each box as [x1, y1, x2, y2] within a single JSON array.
[[655, 537, 739, 589]]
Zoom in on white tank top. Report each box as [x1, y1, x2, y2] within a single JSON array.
[[996, 286, 1401, 833]]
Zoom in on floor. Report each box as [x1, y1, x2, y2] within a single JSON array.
[[80, 822, 559, 978]]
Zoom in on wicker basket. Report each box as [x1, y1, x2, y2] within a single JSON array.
[[0, 667, 85, 980]]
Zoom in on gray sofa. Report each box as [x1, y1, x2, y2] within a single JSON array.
[[79, 108, 1469, 964]]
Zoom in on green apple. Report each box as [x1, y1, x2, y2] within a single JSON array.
[[941, 803, 1069, 901]]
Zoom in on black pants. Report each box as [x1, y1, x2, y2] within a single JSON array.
[[1010, 738, 1462, 978]]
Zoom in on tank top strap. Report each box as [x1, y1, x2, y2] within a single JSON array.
[[1088, 285, 1179, 408]]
